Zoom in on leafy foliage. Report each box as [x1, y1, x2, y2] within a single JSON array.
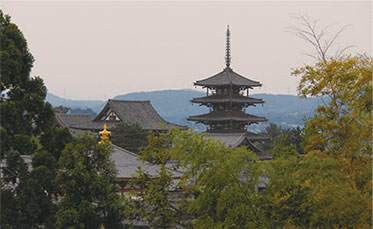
[[111, 122, 148, 153], [0, 9, 54, 156], [258, 123, 304, 155], [0, 10, 63, 228], [261, 54, 373, 228], [53, 105, 71, 114], [56, 134, 124, 229], [125, 129, 268, 228]]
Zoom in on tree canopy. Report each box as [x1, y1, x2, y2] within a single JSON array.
[[110, 122, 148, 153]]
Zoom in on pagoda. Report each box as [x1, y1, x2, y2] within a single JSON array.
[[188, 26, 269, 156]]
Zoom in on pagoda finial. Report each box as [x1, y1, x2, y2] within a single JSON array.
[[225, 25, 231, 68]]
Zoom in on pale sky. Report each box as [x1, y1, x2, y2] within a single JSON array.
[[1, 1, 371, 100]]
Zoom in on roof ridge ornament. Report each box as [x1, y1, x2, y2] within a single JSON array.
[[99, 123, 112, 144], [225, 25, 231, 68]]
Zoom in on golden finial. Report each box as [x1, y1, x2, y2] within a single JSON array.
[[99, 123, 112, 144]]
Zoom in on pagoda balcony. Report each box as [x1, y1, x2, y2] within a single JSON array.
[[191, 94, 264, 105], [187, 110, 268, 123]]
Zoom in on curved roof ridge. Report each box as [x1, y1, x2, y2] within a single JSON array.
[[109, 99, 151, 103]]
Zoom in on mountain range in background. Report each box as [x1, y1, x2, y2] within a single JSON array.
[[46, 89, 322, 132]]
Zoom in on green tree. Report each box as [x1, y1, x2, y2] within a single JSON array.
[[170, 130, 267, 228], [261, 55, 372, 228], [111, 122, 148, 153], [0, 9, 54, 157], [56, 134, 124, 229], [53, 105, 71, 114], [126, 129, 268, 228], [261, 16, 372, 227], [0, 10, 62, 228], [40, 126, 73, 160], [258, 123, 304, 155], [124, 130, 184, 228], [294, 55, 372, 157]]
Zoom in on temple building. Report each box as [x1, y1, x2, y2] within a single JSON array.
[[55, 99, 187, 135], [188, 26, 269, 158]]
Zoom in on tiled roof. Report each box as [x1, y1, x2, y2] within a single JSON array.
[[205, 132, 247, 148], [55, 113, 94, 128], [71, 100, 187, 131], [188, 111, 268, 123], [111, 144, 183, 179], [205, 132, 272, 160], [71, 121, 120, 131], [192, 94, 264, 105], [194, 67, 262, 88]]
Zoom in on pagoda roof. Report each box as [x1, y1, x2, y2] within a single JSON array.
[[70, 100, 187, 131], [194, 67, 262, 88], [188, 111, 268, 123], [191, 94, 264, 105]]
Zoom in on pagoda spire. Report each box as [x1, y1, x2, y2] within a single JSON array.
[[225, 25, 231, 68]]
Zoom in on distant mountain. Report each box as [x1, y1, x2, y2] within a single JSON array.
[[46, 93, 105, 112], [46, 89, 321, 131]]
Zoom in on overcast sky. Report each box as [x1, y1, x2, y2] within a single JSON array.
[[1, 1, 371, 100]]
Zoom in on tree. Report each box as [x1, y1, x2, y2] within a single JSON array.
[[56, 134, 124, 229], [111, 122, 148, 153], [40, 126, 73, 160], [53, 105, 71, 114], [0, 10, 60, 228], [258, 123, 305, 155], [124, 130, 184, 228], [290, 15, 353, 62], [262, 16, 372, 227], [0, 9, 54, 157], [169, 130, 267, 228], [126, 129, 268, 228], [294, 55, 372, 157]]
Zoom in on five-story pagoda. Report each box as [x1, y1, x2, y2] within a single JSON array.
[[188, 26, 269, 154]]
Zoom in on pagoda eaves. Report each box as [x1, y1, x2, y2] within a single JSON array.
[[191, 94, 264, 105], [188, 111, 268, 123], [194, 67, 262, 88]]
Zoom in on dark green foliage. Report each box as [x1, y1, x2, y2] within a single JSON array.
[[17, 151, 58, 228], [125, 131, 182, 228], [56, 134, 124, 228], [111, 122, 148, 153], [0, 9, 54, 157], [40, 126, 73, 160], [258, 123, 304, 155], [0, 10, 68, 228], [53, 105, 71, 113], [70, 107, 97, 117]]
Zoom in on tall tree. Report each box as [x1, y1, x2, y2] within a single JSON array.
[[56, 134, 124, 229], [0, 9, 54, 157], [0, 10, 75, 228], [263, 16, 372, 227]]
